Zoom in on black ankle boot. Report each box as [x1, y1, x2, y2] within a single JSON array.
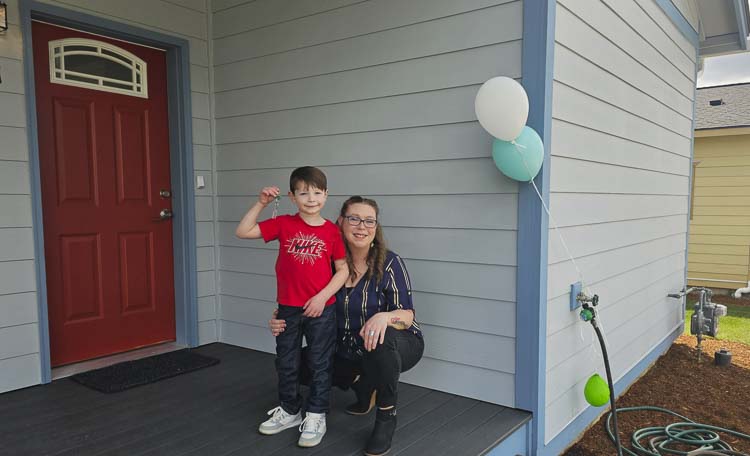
[[364, 408, 397, 456], [346, 380, 376, 415]]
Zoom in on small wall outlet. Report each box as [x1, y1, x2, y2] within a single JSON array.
[[196, 175, 205, 189], [570, 281, 582, 311]]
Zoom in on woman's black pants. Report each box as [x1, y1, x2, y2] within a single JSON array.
[[303, 327, 424, 408], [359, 327, 424, 407]]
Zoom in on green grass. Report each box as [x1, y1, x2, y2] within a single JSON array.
[[684, 303, 750, 345]]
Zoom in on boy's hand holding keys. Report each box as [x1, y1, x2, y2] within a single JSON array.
[[259, 186, 280, 206]]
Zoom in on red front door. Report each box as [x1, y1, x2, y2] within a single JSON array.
[[32, 21, 176, 366]]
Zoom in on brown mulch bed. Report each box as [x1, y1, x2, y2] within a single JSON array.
[[563, 334, 750, 455]]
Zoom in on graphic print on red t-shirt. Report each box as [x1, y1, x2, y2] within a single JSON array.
[[285, 232, 327, 265], [258, 214, 346, 306]]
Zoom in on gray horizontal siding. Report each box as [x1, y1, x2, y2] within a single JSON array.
[[213, 2, 522, 90], [551, 121, 690, 177], [0, 228, 34, 260], [549, 193, 687, 227], [547, 214, 688, 266], [165, 0, 206, 13], [216, 123, 501, 171], [213, 0, 515, 64], [400, 357, 514, 405], [212, 0, 364, 38], [545, 0, 696, 442], [547, 233, 687, 302], [0, 292, 38, 329], [0, 354, 41, 392], [214, 42, 520, 119], [0, 126, 29, 161], [214, 0, 523, 406], [550, 193, 687, 227], [0, 58, 24, 94], [0, 93, 26, 127], [0, 0, 215, 393], [547, 251, 684, 341], [558, 0, 693, 96], [552, 82, 691, 156], [0, 0, 37, 392], [0, 197, 32, 228], [555, 4, 692, 117], [215, 86, 495, 144], [0, 323, 40, 359]]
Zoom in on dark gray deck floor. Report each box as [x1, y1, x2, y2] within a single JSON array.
[[0, 343, 530, 456]]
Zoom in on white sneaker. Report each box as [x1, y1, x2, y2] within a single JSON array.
[[297, 412, 327, 447], [258, 406, 302, 435]]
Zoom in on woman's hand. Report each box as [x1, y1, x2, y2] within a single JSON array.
[[269, 309, 286, 336], [359, 312, 390, 351]]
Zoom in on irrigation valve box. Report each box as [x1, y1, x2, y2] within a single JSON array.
[[690, 301, 728, 338]]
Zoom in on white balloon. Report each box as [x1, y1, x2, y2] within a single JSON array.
[[474, 77, 529, 141]]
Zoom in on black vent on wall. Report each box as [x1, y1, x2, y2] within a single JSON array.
[[709, 99, 724, 106]]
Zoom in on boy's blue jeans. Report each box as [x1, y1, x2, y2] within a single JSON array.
[[276, 303, 336, 415]]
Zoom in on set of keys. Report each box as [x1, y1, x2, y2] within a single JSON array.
[[271, 195, 280, 219]]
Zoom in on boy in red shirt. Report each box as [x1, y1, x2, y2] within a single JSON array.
[[235, 166, 348, 448]]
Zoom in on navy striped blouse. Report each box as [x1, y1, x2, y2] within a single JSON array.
[[334, 250, 422, 338]]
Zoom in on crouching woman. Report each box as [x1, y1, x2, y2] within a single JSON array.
[[271, 196, 424, 456]]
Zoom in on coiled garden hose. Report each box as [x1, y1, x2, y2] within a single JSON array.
[[603, 406, 750, 455], [580, 295, 748, 455]]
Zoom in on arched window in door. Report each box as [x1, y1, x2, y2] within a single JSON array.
[[48, 38, 148, 98]]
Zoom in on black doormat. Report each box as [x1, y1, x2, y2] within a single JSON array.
[[70, 349, 220, 393]]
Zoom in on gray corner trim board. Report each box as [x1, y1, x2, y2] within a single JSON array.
[[653, 0, 699, 47], [19, 1, 198, 383], [515, 0, 555, 455], [684, 49, 699, 322]]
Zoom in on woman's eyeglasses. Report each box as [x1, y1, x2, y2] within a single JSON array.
[[344, 215, 377, 228]]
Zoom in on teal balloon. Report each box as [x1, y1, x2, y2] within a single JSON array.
[[491, 126, 544, 181]]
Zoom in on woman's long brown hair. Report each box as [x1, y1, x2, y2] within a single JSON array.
[[339, 196, 387, 284]]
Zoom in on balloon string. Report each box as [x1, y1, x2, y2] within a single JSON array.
[[511, 141, 613, 383], [512, 142, 589, 294]]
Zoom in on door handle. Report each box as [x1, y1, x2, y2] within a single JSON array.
[[153, 209, 173, 221]]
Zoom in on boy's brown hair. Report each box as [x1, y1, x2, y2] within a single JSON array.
[[290, 166, 327, 193]]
